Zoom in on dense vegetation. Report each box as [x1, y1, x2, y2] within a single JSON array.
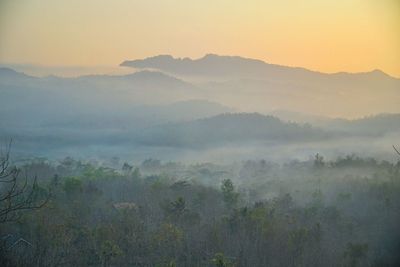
[[1, 154, 399, 267]]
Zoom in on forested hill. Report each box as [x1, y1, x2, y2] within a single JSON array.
[[135, 113, 330, 147], [272, 111, 400, 136], [320, 113, 400, 136]]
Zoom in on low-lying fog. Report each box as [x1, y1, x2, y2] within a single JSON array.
[[1, 54, 400, 164]]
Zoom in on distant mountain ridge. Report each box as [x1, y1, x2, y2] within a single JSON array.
[[121, 54, 398, 80], [135, 113, 330, 147], [0, 67, 36, 84], [119, 54, 400, 117], [272, 111, 400, 136], [2, 56, 400, 118], [320, 113, 400, 136], [121, 54, 316, 80]]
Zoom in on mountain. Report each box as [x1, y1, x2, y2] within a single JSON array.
[[319, 113, 400, 136], [38, 100, 234, 129], [4, 56, 400, 118], [0, 68, 194, 92], [121, 54, 398, 81], [76, 70, 191, 89], [121, 54, 400, 117], [0, 69, 200, 113], [0, 67, 36, 85], [121, 54, 312, 80], [272, 111, 400, 137], [0, 67, 31, 78], [134, 113, 330, 147], [1, 62, 398, 160], [0, 68, 229, 131]]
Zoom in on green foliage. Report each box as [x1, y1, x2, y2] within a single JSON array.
[[169, 197, 186, 215], [288, 227, 309, 256], [344, 242, 368, 267], [63, 176, 82, 194], [101, 240, 123, 266], [132, 167, 141, 179], [211, 252, 234, 267], [154, 223, 183, 245], [2, 156, 400, 266]]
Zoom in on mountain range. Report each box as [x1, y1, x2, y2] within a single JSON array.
[[1, 55, 399, 160], [121, 54, 400, 118]]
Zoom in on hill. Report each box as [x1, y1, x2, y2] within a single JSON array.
[[121, 54, 400, 117], [135, 113, 330, 147]]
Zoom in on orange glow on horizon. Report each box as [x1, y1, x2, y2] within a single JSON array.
[[0, 0, 399, 77]]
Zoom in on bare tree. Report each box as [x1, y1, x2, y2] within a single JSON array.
[[0, 140, 49, 223], [393, 145, 400, 156]]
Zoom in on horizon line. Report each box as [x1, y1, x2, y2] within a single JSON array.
[[1, 53, 399, 79]]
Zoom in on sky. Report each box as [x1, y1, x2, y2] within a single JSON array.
[[0, 0, 399, 77]]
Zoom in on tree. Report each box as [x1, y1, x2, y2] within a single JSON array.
[[211, 252, 234, 267], [393, 145, 400, 156], [101, 240, 122, 267], [221, 179, 239, 209], [122, 162, 133, 175], [164, 196, 186, 219], [0, 140, 49, 223], [314, 153, 325, 168], [344, 242, 368, 267]]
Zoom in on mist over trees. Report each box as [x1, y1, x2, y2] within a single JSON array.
[[1, 55, 400, 266], [1, 154, 399, 266], [1, 62, 399, 161]]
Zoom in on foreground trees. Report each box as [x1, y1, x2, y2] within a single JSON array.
[[1, 155, 399, 266], [0, 142, 49, 266], [0, 141, 48, 222]]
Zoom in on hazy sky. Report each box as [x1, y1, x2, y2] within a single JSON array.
[[0, 0, 399, 77]]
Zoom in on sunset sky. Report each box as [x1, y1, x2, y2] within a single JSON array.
[[0, 0, 399, 77]]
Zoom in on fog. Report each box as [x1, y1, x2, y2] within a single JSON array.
[[1, 57, 399, 163], [1, 55, 400, 266]]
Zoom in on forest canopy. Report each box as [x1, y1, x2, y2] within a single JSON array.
[[1, 154, 399, 266]]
